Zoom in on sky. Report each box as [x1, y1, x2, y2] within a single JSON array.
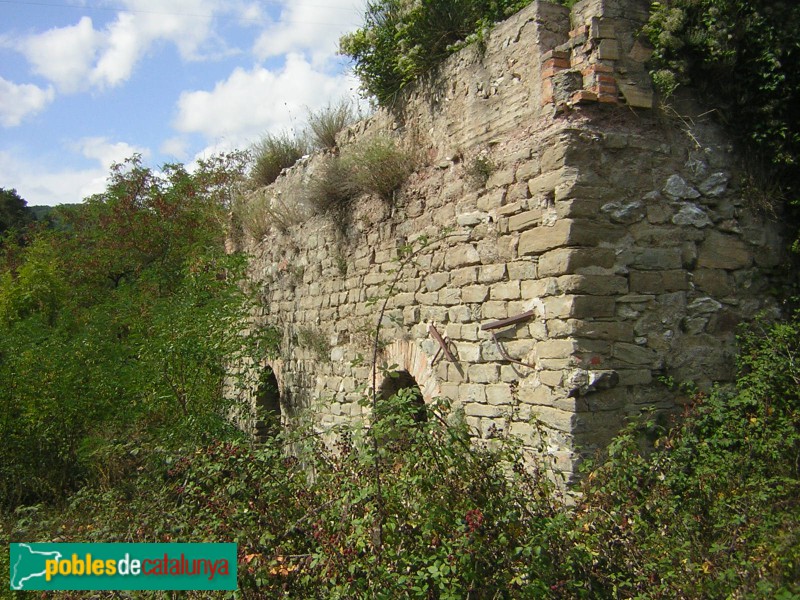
[[0, 0, 367, 206]]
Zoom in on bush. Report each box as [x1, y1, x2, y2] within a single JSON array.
[[570, 315, 800, 598], [307, 136, 415, 213], [251, 131, 308, 187], [644, 0, 800, 202], [236, 191, 307, 240], [308, 99, 357, 150]]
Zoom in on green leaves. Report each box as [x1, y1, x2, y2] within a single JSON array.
[[645, 0, 800, 209]]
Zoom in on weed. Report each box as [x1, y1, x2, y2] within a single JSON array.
[[347, 136, 417, 201], [305, 156, 357, 215], [465, 154, 495, 189], [307, 99, 356, 150], [296, 326, 331, 362], [237, 192, 307, 240], [251, 131, 308, 187]]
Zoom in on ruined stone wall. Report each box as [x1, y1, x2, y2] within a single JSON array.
[[232, 0, 784, 480]]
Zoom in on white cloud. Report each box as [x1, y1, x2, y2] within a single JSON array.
[[0, 138, 149, 206], [173, 54, 358, 145], [18, 16, 100, 93], [161, 136, 191, 161], [253, 0, 363, 63], [14, 0, 242, 93], [0, 77, 55, 127], [0, 151, 107, 206], [75, 137, 149, 170]]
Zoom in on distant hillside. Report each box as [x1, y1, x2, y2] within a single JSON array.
[[29, 205, 55, 221]]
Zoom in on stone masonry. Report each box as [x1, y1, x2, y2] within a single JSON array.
[[230, 0, 785, 481]]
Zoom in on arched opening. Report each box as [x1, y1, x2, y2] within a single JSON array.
[[254, 368, 282, 442], [374, 370, 427, 450], [378, 370, 427, 423]]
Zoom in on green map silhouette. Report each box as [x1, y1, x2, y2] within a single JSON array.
[[10, 544, 62, 590]]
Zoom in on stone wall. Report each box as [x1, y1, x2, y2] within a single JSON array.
[[231, 0, 784, 481]]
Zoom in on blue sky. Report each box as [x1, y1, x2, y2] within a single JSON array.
[[0, 0, 366, 205]]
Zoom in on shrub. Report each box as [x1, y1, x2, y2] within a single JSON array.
[[570, 315, 800, 598], [348, 136, 416, 201], [237, 191, 307, 240], [644, 0, 800, 203], [308, 99, 357, 150], [465, 154, 495, 189], [305, 154, 357, 214], [307, 136, 415, 213], [250, 131, 308, 187]]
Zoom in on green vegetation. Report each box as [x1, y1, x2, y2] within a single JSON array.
[[250, 131, 309, 187], [0, 153, 272, 510], [0, 188, 35, 237], [3, 305, 798, 597], [308, 99, 357, 150], [307, 136, 416, 214], [645, 0, 800, 213]]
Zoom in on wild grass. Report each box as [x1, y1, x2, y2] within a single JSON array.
[[250, 131, 308, 187], [306, 136, 416, 214], [308, 99, 357, 150]]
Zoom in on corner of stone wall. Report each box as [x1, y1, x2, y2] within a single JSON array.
[[541, 0, 654, 110]]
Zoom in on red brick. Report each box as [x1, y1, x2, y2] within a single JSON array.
[[571, 90, 598, 103]]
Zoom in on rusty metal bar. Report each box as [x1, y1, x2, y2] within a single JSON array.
[[481, 309, 536, 331], [489, 331, 537, 370], [428, 323, 457, 363]]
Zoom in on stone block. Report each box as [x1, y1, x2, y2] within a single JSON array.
[[617, 369, 653, 386], [451, 266, 478, 287], [482, 301, 508, 320], [544, 295, 616, 318], [533, 406, 575, 433], [613, 342, 657, 366], [462, 285, 490, 303], [515, 159, 540, 181], [438, 288, 462, 305], [631, 248, 683, 271], [574, 320, 634, 341], [538, 247, 615, 276], [445, 244, 481, 269], [469, 364, 500, 383], [528, 170, 562, 197], [448, 305, 472, 323], [460, 384, 487, 404], [487, 167, 515, 188], [507, 260, 537, 280], [539, 370, 564, 387], [425, 272, 449, 291], [556, 274, 628, 295], [415, 291, 439, 305], [536, 339, 577, 359], [490, 280, 521, 300], [629, 270, 689, 293], [486, 384, 513, 405], [697, 231, 752, 270], [693, 269, 732, 297], [455, 342, 481, 362], [519, 220, 620, 255], [478, 263, 507, 283], [508, 209, 543, 231], [464, 403, 504, 418], [392, 292, 415, 307]]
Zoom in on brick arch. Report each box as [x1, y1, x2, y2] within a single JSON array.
[[375, 341, 440, 403]]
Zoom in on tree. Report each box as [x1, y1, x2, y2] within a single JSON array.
[[0, 188, 34, 236]]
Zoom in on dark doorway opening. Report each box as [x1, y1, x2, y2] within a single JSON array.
[[377, 370, 427, 424], [254, 369, 281, 442]]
